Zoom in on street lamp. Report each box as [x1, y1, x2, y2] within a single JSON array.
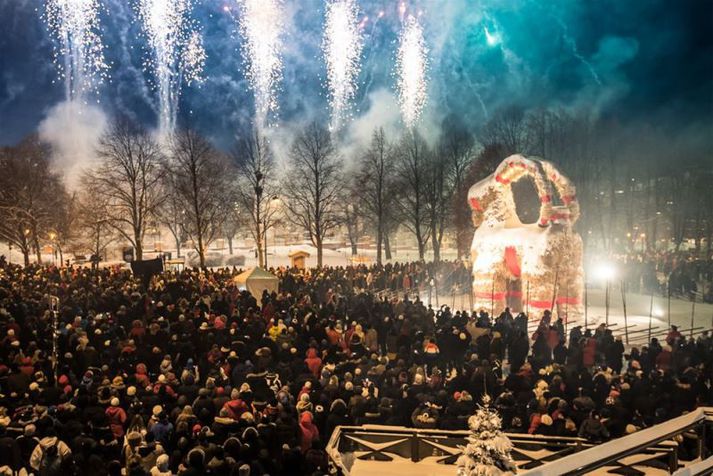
[[255, 171, 264, 267], [48, 231, 57, 265]]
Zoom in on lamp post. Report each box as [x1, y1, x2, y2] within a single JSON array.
[[255, 171, 263, 267], [48, 231, 57, 265], [264, 196, 280, 268]]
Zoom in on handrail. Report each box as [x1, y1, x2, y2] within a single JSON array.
[[326, 424, 593, 475], [672, 455, 713, 476], [521, 407, 713, 476]]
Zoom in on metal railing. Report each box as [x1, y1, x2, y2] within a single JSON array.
[[327, 410, 713, 476], [521, 407, 713, 476]]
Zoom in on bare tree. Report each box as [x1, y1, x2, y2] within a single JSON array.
[[232, 129, 280, 267], [84, 118, 165, 261], [167, 128, 231, 268], [283, 122, 342, 267], [356, 128, 397, 264], [338, 178, 364, 256], [0, 135, 66, 266], [76, 179, 116, 262], [424, 150, 450, 263], [394, 130, 431, 261], [157, 178, 189, 258], [480, 106, 531, 157], [51, 191, 79, 265], [222, 209, 243, 256], [439, 118, 477, 259]]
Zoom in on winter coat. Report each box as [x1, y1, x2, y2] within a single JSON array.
[[655, 349, 672, 372], [299, 412, 319, 453], [105, 406, 128, 439], [29, 436, 72, 472], [578, 417, 610, 442], [222, 398, 249, 420], [304, 348, 322, 377], [583, 338, 597, 367]]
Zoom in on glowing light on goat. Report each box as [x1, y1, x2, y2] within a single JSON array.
[[593, 261, 617, 282]]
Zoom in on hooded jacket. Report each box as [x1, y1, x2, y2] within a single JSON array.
[[304, 348, 323, 377], [299, 411, 319, 453]]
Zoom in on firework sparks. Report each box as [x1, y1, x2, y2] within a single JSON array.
[[396, 15, 428, 128], [323, 0, 364, 132], [137, 0, 205, 137], [44, 0, 108, 102], [236, 0, 284, 129], [484, 27, 500, 47]]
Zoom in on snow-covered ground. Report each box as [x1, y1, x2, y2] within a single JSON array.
[[424, 285, 712, 342]]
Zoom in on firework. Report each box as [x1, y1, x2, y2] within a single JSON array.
[[323, 0, 364, 132], [396, 15, 428, 128], [137, 0, 205, 137], [44, 0, 108, 102], [484, 27, 500, 47], [236, 0, 285, 129]]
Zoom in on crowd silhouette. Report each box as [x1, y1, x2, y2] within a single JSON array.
[[0, 260, 710, 475]]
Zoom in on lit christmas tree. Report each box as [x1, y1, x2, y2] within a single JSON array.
[[456, 395, 516, 475]]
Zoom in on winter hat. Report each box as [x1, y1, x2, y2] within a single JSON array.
[[156, 454, 169, 467]]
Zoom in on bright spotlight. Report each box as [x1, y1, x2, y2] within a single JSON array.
[[653, 307, 664, 318], [593, 262, 616, 281]]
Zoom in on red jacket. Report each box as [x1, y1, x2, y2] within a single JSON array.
[[656, 350, 672, 372], [583, 338, 597, 367], [105, 406, 127, 439], [299, 412, 319, 453], [222, 399, 249, 420], [304, 349, 322, 377]]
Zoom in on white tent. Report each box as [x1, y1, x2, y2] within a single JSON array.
[[233, 267, 279, 303]]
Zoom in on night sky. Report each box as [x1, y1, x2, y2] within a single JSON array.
[[1, 0, 711, 155]]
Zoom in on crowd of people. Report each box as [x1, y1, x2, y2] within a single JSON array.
[[0, 259, 711, 475], [614, 251, 713, 301]]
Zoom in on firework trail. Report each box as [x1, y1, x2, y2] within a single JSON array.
[[137, 0, 206, 137], [396, 15, 428, 129], [555, 17, 602, 85], [323, 0, 364, 132], [235, 0, 284, 129], [44, 0, 108, 103], [359, 9, 385, 106]]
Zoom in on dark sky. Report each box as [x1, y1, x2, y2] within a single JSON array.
[[1, 0, 711, 153]]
